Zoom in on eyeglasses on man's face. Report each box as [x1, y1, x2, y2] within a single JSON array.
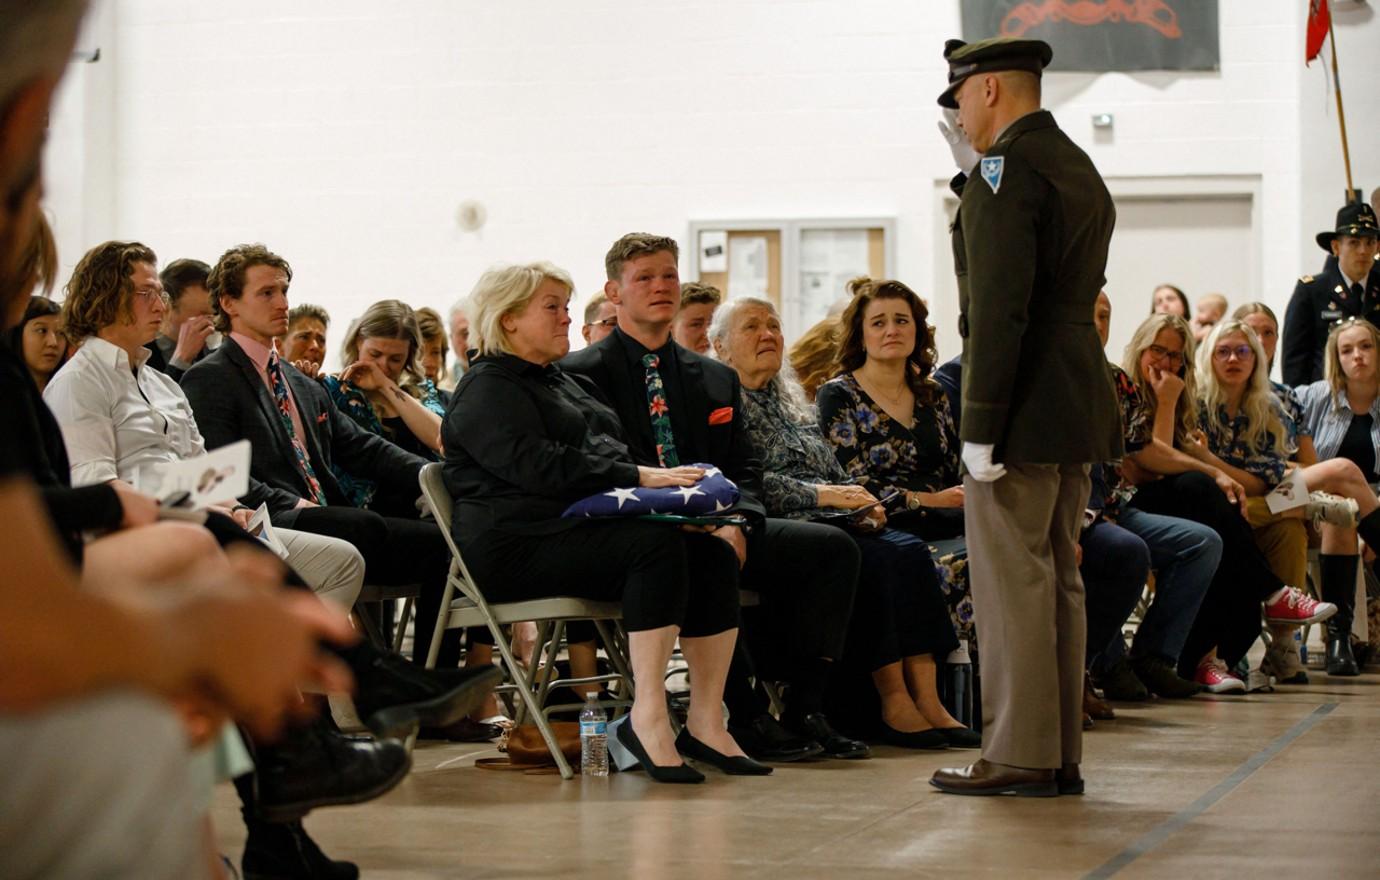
[[1212, 344, 1255, 362], [1145, 344, 1184, 367]]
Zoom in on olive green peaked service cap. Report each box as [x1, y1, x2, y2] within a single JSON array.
[[938, 37, 1053, 108]]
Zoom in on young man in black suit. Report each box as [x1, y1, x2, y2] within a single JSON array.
[[181, 243, 494, 736], [562, 233, 867, 761]]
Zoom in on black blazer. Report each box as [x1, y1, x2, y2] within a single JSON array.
[[560, 331, 766, 526], [441, 354, 642, 546], [143, 337, 203, 383], [181, 337, 425, 520]]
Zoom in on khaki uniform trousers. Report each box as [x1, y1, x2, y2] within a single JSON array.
[[964, 462, 1090, 770]]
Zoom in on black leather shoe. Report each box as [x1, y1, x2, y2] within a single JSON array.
[[352, 648, 503, 739], [1132, 655, 1201, 698], [242, 818, 359, 880], [254, 721, 411, 822], [876, 722, 948, 750], [1327, 635, 1360, 676], [606, 716, 704, 784], [1056, 763, 1084, 796], [727, 713, 824, 763], [936, 725, 982, 749], [1096, 658, 1149, 701], [782, 712, 870, 760], [418, 717, 504, 742], [675, 729, 773, 775]]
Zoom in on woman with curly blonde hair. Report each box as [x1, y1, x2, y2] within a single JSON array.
[[788, 315, 842, 403]]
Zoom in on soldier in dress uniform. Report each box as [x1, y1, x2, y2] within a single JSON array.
[[1282, 202, 1380, 387], [928, 37, 1121, 798]]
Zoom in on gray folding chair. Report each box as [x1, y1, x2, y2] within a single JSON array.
[[417, 463, 633, 779], [354, 584, 416, 655]]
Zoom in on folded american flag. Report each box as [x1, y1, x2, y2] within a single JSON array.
[[562, 464, 739, 518]]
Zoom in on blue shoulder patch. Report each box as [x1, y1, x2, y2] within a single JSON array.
[[979, 156, 1004, 194]]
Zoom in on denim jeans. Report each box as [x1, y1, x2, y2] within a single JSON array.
[[1107, 505, 1223, 666], [1080, 520, 1150, 666]]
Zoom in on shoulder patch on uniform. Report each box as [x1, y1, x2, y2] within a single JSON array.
[[1300, 275, 1314, 283], [979, 156, 1004, 194]]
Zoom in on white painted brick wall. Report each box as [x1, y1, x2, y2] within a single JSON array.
[[41, 0, 1379, 364]]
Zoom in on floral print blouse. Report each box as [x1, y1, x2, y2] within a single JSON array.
[[739, 383, 856, 518], [1102, 364, 1153, 515], [320, 374, 447, 507], [1196, 399, 1288, 490], [815, 373, 960, 504]]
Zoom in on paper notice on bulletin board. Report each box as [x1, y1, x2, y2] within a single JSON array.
[[799, 228, 869, 316], [728, 236, 769, 299], [700, 230, 728, 273]]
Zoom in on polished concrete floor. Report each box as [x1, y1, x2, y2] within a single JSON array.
[[213, 651, 1380, 879]]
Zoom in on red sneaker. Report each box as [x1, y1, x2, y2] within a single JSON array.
[[1195, 660, 1247, 694], [1263, 587, 1337, 626]]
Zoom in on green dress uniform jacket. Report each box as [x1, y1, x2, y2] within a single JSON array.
[[950, 109, 1122, 465]]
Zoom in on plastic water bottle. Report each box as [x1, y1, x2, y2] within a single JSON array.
[[579, 694, 608, 776]]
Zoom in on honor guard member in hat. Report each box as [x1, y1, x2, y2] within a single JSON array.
[[1282, 202, 1380, 387], [929, 37, 1121, 797]]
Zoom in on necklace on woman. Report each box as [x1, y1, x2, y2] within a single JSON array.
[[858, 368, 915, 426]]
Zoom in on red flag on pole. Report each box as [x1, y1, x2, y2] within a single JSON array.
[[1306, 0, 1330, 64]]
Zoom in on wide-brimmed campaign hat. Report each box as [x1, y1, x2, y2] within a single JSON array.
[[938, 37, 1053, 109], [1317, 202, 1380, 251]]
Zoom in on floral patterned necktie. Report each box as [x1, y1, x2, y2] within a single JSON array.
[[642, 353, 680, 467], [267, 351, 327, 505]]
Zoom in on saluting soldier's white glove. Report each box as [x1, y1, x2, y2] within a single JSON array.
[[938, 108, 980, 176], [961, 442, 1007, 483]]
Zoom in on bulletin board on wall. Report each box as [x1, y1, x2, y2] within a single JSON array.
[[687, 219, 895, 341]]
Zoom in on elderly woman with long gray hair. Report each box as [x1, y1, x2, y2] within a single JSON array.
[[708, 295, 978, 750]]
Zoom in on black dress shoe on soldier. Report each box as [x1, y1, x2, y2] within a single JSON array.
[[351, 647, 503, 739], [782, 712, 870, 759], [675, 729, 773, 775], [1056, 763, 1084, 796], [727, 713, 824, 762], [929, 759, 1058, 797], [254, 720, 411, 822], [1131, 655, 1201, 699], [242, 818, 359, 880]]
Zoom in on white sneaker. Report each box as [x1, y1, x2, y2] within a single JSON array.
[[1245, 669, 1276, 693], [1307, 492, 1360, 529]]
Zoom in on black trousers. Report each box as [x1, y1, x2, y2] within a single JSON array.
[[743, 518, 859, 665], [1128, 471, 1278, 674], [849, 527, 960, 670], [277, 506, 458, 667], [1079, 520, 1151, 666], [462, 521, 741, 638]]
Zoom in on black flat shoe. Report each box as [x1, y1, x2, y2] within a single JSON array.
[[876, 723, 948, 750], [675, 729, 773, 775], [606, 716, 705, 784], [936, 725, 982, 749]]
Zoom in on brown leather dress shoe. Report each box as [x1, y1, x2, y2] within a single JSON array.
[[1084, 675, 1115, 721], [929, 759, 1058, 797], [1056, 762, 1084, 795]]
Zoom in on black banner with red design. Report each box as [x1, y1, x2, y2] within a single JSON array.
[[960, 1, 1219, 71]]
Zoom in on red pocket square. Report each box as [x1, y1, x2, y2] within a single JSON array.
[[316, 412, 329, 424], [708, 406, 733, 426]]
